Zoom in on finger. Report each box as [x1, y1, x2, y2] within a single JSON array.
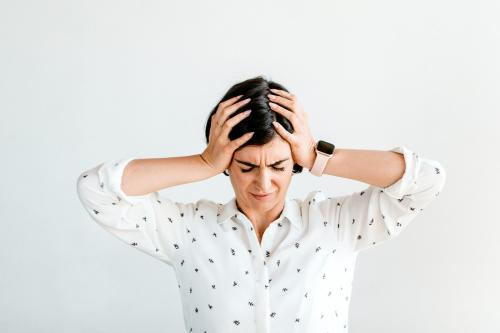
[[212, 95, 242, 121], [270, 88, 295, 101], [218, 95, 244, 110], [219, 110, 252, 140], [272, 121, 295, 144], [269, 101, 300, 130], [212, 95, 244, 123], [218, 98, 251, 125], [229, 131, 255, 151], [268, 93, 294, 110]]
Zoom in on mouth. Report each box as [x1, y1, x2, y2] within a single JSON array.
[[251, 192, 274, 200]]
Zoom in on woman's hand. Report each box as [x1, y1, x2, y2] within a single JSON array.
[[269, 89, 317, 170], [200, 95, 255, 173]]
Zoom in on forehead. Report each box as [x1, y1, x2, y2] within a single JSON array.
[[234, 135, 291, 160]]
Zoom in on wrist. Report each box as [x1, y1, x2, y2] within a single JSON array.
[[306, 144, 317, 170], [198, 153, 221, 177]]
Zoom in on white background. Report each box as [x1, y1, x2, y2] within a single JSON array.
[[1, 0, 498, 332]]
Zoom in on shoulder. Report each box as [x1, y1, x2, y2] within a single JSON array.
[[193, 198, 221, 212], [292, 189, 328, 207]]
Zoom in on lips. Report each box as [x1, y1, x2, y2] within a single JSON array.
[[251, 192, 274, 200]]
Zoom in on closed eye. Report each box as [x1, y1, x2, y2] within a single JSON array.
[[241, 166, 286, 173]]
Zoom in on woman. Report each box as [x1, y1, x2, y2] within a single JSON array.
[[76, 76, 446, 332]]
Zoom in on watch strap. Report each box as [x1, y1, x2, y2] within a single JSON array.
[[310, 151, 331, 176], [310, 140, 335, 176]]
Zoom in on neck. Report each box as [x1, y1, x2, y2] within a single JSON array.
[[235, 198, 285, 229]]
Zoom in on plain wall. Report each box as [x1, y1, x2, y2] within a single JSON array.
[[1, 0, 498, 332]]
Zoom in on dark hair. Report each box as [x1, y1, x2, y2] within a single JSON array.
[[204, 75, 303, 176]]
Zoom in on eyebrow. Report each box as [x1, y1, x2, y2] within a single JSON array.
[[235, 158, 290, 168]]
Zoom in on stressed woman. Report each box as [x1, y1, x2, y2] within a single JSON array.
[[76, 76, 446, 333]]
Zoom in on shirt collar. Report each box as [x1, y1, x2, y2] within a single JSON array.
[[216, 195, 302, 231]]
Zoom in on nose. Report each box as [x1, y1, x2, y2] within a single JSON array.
[[254, 168, 274, 192]]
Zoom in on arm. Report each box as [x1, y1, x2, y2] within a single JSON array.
[[121, 154, 219, 196], [306, 148, 406, 188], [77, 95, 255, 264], [76, 155, 214, 266], [266, 89, 446, 253], [314, 146, 446, 254]]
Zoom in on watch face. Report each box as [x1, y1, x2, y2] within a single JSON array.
[[317, 140, 335, 155]]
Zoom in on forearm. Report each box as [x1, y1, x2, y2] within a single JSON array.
[[311, 148, 406, 188], [121, 154, 218, 196]]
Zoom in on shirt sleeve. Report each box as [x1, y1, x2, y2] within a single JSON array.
[[76, 158, 196, 266], [318, 146, 447, 254]]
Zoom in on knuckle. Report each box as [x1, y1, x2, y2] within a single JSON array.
[[223, 105, 236, 114], [217, 138, 226, 147]]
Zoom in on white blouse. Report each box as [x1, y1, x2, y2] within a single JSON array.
[[76, 146, 446, 333]]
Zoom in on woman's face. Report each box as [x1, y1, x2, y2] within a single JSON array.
[[227, 135, 294, 211]]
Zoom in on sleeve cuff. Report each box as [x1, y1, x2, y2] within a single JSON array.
[[381, 146, 419, 200], [97, 157, 153, 205]]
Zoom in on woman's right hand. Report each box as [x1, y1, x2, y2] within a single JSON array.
[[200, 95, 254, 174]]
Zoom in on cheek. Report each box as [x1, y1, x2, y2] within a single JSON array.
[[230, 172, 251, 187], [278, 172, 293, 184]]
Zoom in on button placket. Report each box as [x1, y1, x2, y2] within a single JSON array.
[[251, 221, 274, 333], [236, 213, 260, 255], [254, 262, 271, 333]]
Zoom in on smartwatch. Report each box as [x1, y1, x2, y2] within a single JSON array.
[[310, 140, 335, 176]]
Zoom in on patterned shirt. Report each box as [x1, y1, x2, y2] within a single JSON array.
[[76, 146, 446, 333]]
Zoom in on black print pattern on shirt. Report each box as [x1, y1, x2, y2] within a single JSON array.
[[77, 148, 446, 332]]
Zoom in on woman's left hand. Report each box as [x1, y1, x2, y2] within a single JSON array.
[[268, 89, 317, 170]]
